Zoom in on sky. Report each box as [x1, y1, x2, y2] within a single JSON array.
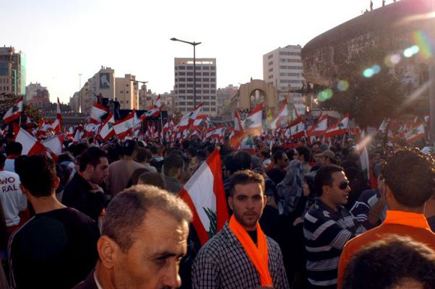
[[1, 0, 391, 104]]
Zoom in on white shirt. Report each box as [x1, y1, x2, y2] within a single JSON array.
[[0, 170, 27, 226], [4, 158, 15, 173]]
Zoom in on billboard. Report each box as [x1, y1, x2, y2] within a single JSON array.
[[100, 73, 110, 89]]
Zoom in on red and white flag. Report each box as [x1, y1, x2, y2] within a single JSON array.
[[206, 125, 226, 139], [405, 122, 426, 143], [307, 115, 328, 137], [179, 104, 203, 131], [179, 148, 229, 245], [242, 104, 263, 136], [3, 96, 23, 124], [55, 97, 62, 134], [113, 110, 136, 139], [98, 113, 115, 141], [192, 115, 207, 128], [378, 118, 389, 133], [42, 134, 64, 156], [270, 101, 289, 130], [290, 117, 305, 139], [15, 128, 45, 155], [229, 111, 245, 148], [90, 103, 109, 124], [325, 114, 349, 137]]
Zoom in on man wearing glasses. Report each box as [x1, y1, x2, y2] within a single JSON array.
[[303, 165, 363, 288]]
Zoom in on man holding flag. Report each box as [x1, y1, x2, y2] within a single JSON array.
[[192, 170, 289, 289]]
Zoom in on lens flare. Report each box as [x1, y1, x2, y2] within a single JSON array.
[[337, 80, 349, 91], [403, 45, 420, 58], [318, 88, 333, 102], [384, 54, 401, 67], [413, 30, 433, 59]]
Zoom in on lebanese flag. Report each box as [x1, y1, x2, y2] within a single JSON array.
[[113, 110, 136, 139], [325, 114, 349, 137], [3, 96, 23, 124], [290, 117, 305, 139], [378, 118, 389, 133], [42, 134, 64, 155], [206, 125, 225, 139], [270, 101, 289, 130], [192, 115, 207, 128], [90, 103, 109, 124], [179, 148, 229, 245], [73, 128, 83, 144], [405, 122, 426, 143], [242, 104, 263, 136], [307, 115, 328, 137], [98, 112, 115, 141], [179, 104, 204, 131], [15, 128, 45, 155], [229, 111, 244, 148]]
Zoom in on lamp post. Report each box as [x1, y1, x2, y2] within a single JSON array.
[[171, 38, 201, 108]]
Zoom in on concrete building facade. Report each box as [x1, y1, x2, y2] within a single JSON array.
[[216, 85, 238, 116], [115, 74, 139, 110], [26, 82, 50, 109], [0, 46, 26, 96], [174, 58, 217, 116], [263, 45, 305, 116]]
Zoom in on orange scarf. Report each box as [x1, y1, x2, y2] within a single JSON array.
[[228, 215, 273, 287]]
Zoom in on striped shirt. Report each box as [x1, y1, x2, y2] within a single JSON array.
[[303, 198, 362, 288], [350, 189, 387, 230]]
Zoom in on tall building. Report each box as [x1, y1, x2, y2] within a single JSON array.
[[263, 45, 305, 116], [174, 58, 217, 116], [0, 46, 26, 96], [115, 74, 139, 110]]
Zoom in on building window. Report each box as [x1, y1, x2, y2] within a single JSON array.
[[203, 78, 209, 82], [268, 75, 273, 79], [203, 90, 210, 93], [187, 90, 193, 93], [186, 66, 193, 70], [280, 65, 303, 70], [211, 67, 216, 70], [187, 84, 194, 87], [187, 72, 193, 76], [211, 95, 216, 99], [204, 107, 210, 111], [268, 54, 273, 59], [211, 84, 216, 88], [211, 107, 216, 111], [179, 90, 186, 93], [179, 72, 186, 75], [203, 67, 209, 70], [179, 78, 186, 81], [268, 68, 273, 72], [187, 96, 193, 100], [179, 84, 186, 88], [203, 95, 209, 99], [203, 84, 209, 88], [179, 102, 186, 105], [279, 51, 301, 56], [179, 66, 186, 70], [280, 72, 301, 76], [268, 61, 273, 66], [203, 72, 209, 76], [187, 101, 194, 106], [187, 78, 193, 82], [211, 102, 216, 106]]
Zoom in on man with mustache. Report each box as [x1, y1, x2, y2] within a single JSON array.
[[192, 170, 289, 289]]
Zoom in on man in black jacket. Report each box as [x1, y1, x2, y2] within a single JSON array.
[[63, 147, 109, 221]]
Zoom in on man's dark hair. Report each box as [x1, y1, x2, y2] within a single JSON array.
[[343, 235, 435, 289], [229, 170, 265, 197], [15, 155, 57, 197], [381, 148, 435, 208], [138, 172, 166, 189], [102, 185, 192, 252], [6, 142, 22, 156], [0, 154, 5, 169], [231, 150, 252, 174], [314, 165, 345, 195], [296, 146, 311, 162], [122, 140, 137, 156], [79, 147, 107, 172], [272, 150, 286, 164], [260, 150, 270, 159], [163, 154, 184, 177]]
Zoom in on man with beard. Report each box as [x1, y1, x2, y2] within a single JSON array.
[[63, 147, 109, 222], [192, 170, 289, 289]]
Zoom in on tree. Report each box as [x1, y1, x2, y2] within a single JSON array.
[[0, 94, 41, 124], [319, 47, 405, 128]]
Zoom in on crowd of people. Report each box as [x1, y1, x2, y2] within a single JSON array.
[[0, 132, 434, 289]]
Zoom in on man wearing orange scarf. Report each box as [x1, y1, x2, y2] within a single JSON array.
[[192, 170, 289, 289]]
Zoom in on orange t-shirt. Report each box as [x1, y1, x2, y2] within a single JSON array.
[[337, 210, 435, 288]]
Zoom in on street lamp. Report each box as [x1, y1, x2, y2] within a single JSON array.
[[171, 37, 201, 108]]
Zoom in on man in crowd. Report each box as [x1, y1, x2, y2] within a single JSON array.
[[9, 155, 100, 289], [294, 146, 312, 175], [163, 153, 184, 194], [267, 150, 289, 185], [316, 150, 335, 167], [74, 185, 192, 289], [0, 154, 27, 235], [338, 148, 435, 287], [105, 140, 145, 197], [63, 147, 109, 221], [304, 165, 362, 288], [4, 142, 22, 173], [192, 170, 289, 289]]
